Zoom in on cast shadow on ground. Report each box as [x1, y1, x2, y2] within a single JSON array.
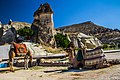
[[44, 68, 97, 73], [0, 67, 23, 73]]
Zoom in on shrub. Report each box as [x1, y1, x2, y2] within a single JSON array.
[[17, 27, 33, 37], [102, 44, 108, 49], [109, 44, 116, 48], [54, 33, 70, 48]]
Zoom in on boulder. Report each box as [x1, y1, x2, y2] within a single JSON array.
[[66, 32, 102, 49], [1, 29, 16, 43]]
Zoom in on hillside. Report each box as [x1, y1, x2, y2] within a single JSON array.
[[56, 21, 120, 44], [2, 21, 120, 44], [3, 22, 31, 30], [11, 22, 31, 30]]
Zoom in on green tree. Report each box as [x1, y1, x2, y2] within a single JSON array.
[[55, 33, 70, 48], [17, 27, 33, 37]]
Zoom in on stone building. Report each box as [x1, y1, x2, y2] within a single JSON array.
[[31, 3, 56, 46]]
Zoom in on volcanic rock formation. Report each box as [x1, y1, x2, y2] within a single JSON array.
[[31, 3, 56, 46]]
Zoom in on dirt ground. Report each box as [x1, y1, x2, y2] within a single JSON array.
[[0, 64, 120, 80]]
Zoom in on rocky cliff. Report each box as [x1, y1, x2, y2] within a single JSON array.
[[31, 3, 56, 46]]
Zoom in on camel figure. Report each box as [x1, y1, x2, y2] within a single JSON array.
[[66, 42, 110, 69], [9, 42, 32, 72], [65, 42, 85, 69]]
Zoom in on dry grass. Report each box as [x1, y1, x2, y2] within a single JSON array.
[[43, 45, 65, 54]]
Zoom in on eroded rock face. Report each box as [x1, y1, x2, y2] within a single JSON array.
[[11, 22, 31, 30], [0, 27, 3, 39], [0, 21, 17, 44], [66, 32, 102, 49], [31, 3, 56, 46], [1, 29, 16, 43]]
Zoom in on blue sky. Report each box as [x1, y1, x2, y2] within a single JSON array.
[[0, 0, 120, 29]]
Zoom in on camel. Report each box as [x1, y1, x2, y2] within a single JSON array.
[[9, 42, 32, 72], [66, 42, 110, 69], [65, 42, 82, 69]]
